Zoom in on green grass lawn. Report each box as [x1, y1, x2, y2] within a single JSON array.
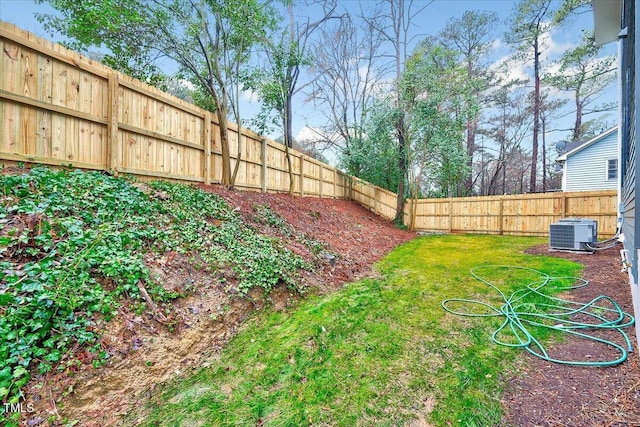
[[139, 235, 582, 426]]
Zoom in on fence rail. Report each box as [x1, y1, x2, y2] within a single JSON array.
[[0, 21, 619, 238], [405, 190, 618, 238]]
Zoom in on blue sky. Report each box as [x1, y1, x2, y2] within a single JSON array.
[[0, 0, 616, 164], [1, 0, 524, 36]]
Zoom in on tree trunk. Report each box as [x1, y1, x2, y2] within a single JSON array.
[[573, 88, 583, 141], [464, 118, 477, 195], [502, 159, 506, 194], [230, 133, 242, 189], [530, 37, 541, 193], [394, 113, 407, 224], [230, 66, 243, 190], [285, 97, 293, 148], [284, 2, 295, 195], [216, 107, 232, 187], [542, 115, 547, 192], [282, 115, 295, 195], [488, 162, 502, 195], [285, 144, 295, 196]]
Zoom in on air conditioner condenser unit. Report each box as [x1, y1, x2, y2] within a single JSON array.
[[549, 218, 598, 251]]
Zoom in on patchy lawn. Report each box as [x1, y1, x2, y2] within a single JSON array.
[[136, 235, 592, 426]]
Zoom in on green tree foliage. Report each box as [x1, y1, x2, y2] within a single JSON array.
[[244, 32, 311, 194], [35, 0, 166, 84], [344, 40, 472, 199], [401, 40, 473, 198], [246, 1, 338, 194], [554, 0, 592, 24], [440, 10, 499, 195], [366, 0, 435, 220], [342, 97, 402, 192], [544, 30, 616, 141]]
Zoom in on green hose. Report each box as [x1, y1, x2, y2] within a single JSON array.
[[442, 265, 636, 366]]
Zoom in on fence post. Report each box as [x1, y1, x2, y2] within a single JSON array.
[[410, 198, 417, 230], [106, 73, 120, 174], [299, 155, 305, 196], [498, 196, 504, 235], [203, 111, 211, 185], [349, 176, 353, 201], [561, 193, 567, 218], [319, 165, 324, 198], [374, 187, 379, 214], [261, 138, 267, 193], [448, 199, 453, 233], [333, 169, 337, 198]]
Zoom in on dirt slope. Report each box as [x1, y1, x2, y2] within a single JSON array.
[[21, 186, 415, 427]]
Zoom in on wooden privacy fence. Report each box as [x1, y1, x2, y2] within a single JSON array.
[[406, 190, 618, 238], [0, 21, 619, 238], [349, 173, 617, 237], [0, 21, 348, 198]]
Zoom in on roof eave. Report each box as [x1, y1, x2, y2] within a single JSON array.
[[559, 126, 618, 159], [593, 0, 623, 46]]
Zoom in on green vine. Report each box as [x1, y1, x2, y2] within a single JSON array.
[[0, 167, 308, 419]]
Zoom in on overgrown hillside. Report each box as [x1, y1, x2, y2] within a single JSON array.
[[0, 166, 414, 426]]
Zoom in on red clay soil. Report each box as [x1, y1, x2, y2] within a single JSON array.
[[200, 185, 415, 289], [501, 245, 640, 427]]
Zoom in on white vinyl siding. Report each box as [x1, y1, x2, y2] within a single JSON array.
[[563, 128, 619, 192]]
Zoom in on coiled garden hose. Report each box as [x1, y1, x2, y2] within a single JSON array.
[[442, 265, 636, 366]]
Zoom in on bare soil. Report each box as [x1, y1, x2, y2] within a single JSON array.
[[501, 245, 640, 427], [18, 186, 640, 426]]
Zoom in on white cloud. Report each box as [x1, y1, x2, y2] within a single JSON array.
[[489, 23, 582, 87], [296, 126, 344, 146], [490, 38, 504, 52], [490, 54, 530, 86], [241, 89, 260, 103], [296, 126, 320, 142], [539, 27, 577, 63]]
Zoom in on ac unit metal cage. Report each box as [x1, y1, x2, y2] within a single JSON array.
[[549, 218, 598, 251]]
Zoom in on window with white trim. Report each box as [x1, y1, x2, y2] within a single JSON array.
[[606, 158, 618, 180]]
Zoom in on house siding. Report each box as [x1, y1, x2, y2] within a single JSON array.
[[564, 130, 618, 192], [618, 0, 639, 346]]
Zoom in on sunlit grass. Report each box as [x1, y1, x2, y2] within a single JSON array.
[[139, 235, 582, 426]]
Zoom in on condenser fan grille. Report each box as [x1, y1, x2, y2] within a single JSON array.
[[549, 219, 597, 251]]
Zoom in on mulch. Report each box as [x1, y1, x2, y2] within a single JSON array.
[[501, 245, 640, 427]]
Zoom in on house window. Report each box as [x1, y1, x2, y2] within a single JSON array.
[[607, 159, 618, 180]]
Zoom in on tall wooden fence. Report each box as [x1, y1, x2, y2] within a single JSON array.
[[406, 190, 618, 238], [0, 21, 348, 199], [0, 21, 618, 238]]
